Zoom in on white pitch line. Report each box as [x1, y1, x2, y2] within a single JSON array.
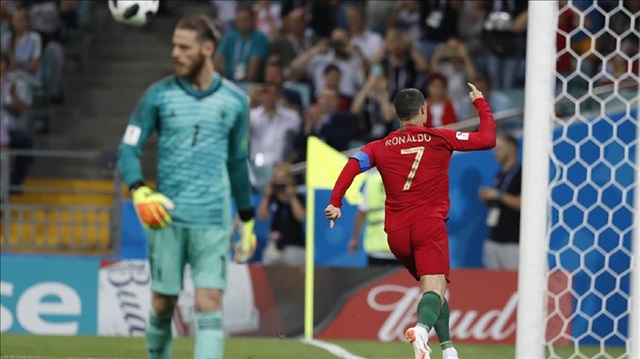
[[300, 338, 367, 359]]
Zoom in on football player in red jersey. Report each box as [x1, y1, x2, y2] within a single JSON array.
[[325, 83, 495, 359]]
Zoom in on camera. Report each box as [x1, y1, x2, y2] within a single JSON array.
[[272, 183, 287, 192]]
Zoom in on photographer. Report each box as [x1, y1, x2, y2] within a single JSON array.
[[430, 38, 478, 118], [257, 163, 306, 266]]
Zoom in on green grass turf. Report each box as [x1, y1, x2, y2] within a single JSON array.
[[0, 334, 628, 359], [334, 340, 627, 359]]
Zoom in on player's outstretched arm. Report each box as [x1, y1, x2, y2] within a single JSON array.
[[326, 152, 370, 228], [440, 83, 497, 152]]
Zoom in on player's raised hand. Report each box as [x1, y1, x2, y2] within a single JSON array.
[[468, 83, 484, 102], [324, 204, 342, 229]]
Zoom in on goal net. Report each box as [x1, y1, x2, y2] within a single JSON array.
[[519, 1, 639, 358]]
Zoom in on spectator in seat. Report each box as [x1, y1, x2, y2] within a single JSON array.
[[457, 0, 488, 75], [345, 4, 383, 65], [214, 5, 269, 82], [249, 83, 301, 169], [264, 57, 303, 112], [210, 0, 238, 33], [253, 0, 282, 41], [250, 57, 303, 113], [430, 38, 478, 119], [369, 29, 428, 99], [258, 163, 306, 266], [2, 7, 41, 78], [350, 67, 396, 142], [302, 88, 352, 152], [23, 0, 60, 45], [290, 28, 365, 99], [318, 64, 352, 111], [389, 0, 422, 44], [18, 1, 66, 102], [424, 73, 457, 128], [482, 0, 528, 89], [419, 0, 462, 61], [270, 7, 317, 79], [365, 0, 395, 35], [0, 52, 33, 190], [0, 52, 32, 131], [479, 135, 522, 270]]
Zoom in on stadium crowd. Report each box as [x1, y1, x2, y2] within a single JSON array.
[[205, 0, 637, 265], [0, 0, 92, 191], [213, 0, 526, 174], [205, 0, 638, 189]]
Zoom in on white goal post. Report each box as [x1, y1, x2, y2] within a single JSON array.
[[517, 1, 640, 358], [516, 0, 557, 357]]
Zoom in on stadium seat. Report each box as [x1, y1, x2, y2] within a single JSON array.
[[0, 178, 119, 254]]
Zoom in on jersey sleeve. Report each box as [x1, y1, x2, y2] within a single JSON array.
[[438, 98, 497, 152], [350, 144, 376, 172], [116, 85, 160, 188], [226, 94, 253, 212], [329, 144, 375, 208]]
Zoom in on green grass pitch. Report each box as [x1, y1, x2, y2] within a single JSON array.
[[0, 334, 627, 359]]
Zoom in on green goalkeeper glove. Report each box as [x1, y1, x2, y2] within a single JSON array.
[[132, 185, 175, 229], [234, 218, 257, 264]]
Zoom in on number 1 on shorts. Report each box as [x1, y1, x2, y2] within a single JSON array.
[[401, 146, 425, 190]]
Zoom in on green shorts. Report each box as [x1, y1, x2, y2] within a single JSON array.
[[147, 224, 231, 295]]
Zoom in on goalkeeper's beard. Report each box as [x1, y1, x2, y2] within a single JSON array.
[[181, 53, 207, 82]]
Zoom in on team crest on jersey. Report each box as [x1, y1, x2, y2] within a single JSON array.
[[456, 132, 470, 140]]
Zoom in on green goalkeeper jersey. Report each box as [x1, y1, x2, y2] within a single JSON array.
[[117, 73, 252, 227]]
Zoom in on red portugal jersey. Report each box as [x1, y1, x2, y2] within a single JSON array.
[[330, 98, 496, 232]]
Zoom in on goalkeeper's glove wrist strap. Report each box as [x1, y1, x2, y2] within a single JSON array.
[[129, 180, 146, 193], [238, 208, 255, 222]]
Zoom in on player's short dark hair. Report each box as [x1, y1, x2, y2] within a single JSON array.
[[176, 14, 222, 46], [393, 88, 425, 122], [500, 134, 519, 149]]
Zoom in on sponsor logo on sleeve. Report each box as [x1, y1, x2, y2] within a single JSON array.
[[123, 125, 142, 146], [456, 132, 470, 140]]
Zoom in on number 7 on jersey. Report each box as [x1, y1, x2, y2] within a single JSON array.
[[401, 146, 425, 190]]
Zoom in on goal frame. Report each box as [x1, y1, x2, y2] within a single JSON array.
[[516, 1, 640, 358]]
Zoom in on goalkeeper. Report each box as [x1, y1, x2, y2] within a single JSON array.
[[117, 15, 255, 359]]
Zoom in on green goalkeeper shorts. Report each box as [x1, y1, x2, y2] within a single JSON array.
[[147, 223, 231, 295]]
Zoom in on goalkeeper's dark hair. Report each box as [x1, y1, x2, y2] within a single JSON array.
[[176, 14, 222, 46], [393, 88, 425, 122]]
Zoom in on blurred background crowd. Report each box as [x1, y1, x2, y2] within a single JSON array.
[[0, 0, 637, 265]]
